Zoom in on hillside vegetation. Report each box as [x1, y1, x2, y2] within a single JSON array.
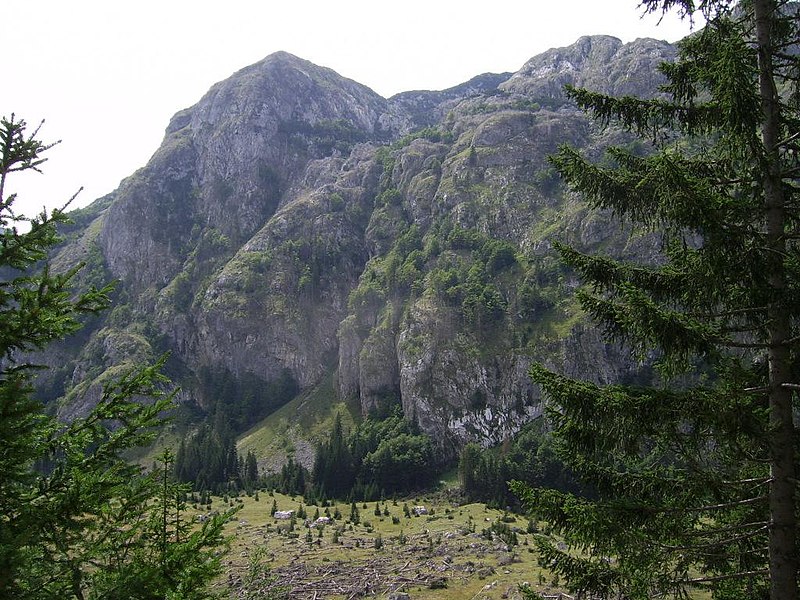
[[39, 36, 672, 472]]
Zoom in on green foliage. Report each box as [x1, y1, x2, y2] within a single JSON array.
[[518, 583, 547, 600], [175, 420, 239, 493], [349, 501, 360, 525], [199, 367, 298, 434], [280, 118, 366, 156], [424, 224, 528, 329], [465, 97, 566, 116], [347, 267, 386, 315], [175, 366, 298, 492], [374, 146, 395, 190], [517, 4, 800, 599], [458, 422, 583, 509], [446, 225, 484, 251], [239, 546, 287, 599], [311, 409, 437, 500], [350, 214, 540, 344], [262, 458, 308, 497], [85, 449, 234, 600], [375, 188, 402, 207], [392, 126, 454, 149], [328, 192, 344, 212], [243, 450, 259, 489], [483, 518, 518, 547], [311, 412, 355, 499], [361, 432, 435, 494], [0, 115, 230, 598]]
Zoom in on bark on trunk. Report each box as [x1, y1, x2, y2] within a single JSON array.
[[753, 1, 798, 598]]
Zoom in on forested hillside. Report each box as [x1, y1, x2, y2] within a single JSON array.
[[37, 35, 673, 476]]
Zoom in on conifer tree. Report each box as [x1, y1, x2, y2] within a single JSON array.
[[312, 411, 355, 498], [0, 115, 232, 598], [244, 449, 259, 489], [513, 2, 799, 599], [458, 443, 482, 498]]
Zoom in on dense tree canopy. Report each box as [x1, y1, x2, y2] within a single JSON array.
[[458, 421, 584, 509], [309, 409, 437, 500], [514, 1, 799, 599]]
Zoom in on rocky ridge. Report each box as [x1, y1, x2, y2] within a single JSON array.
[[47, 36, 677, 464]]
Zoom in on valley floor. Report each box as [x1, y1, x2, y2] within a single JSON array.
[[202, 490, 713, 600], [203, 491, 561, 599]]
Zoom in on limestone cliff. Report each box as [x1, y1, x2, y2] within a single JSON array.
[[47, 37, 675, 461]]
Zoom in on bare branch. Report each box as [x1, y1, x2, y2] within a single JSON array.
[[686, 569, 769, 584], [657, 524, 769, 551], [656, 495, 768, 514]]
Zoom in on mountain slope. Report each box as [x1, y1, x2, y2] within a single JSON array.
[[45, 36, 676, 466]]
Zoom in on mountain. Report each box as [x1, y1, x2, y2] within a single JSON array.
[[43, 35, 677, 467]]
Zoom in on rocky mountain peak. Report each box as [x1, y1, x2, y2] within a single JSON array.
[[187, 50, 388, 133], [501, 34, 676, 98], [99, 50, 398, 291], [54, 35, 675, 461]]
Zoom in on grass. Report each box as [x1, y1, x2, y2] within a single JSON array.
[[190, 487, 715, 599], [236, 372, 359, 473], [195, 489, 559, 600]]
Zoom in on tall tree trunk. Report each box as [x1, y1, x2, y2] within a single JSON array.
[[753, 0, 798, 598]]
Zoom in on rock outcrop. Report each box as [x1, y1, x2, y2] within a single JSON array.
[[48, 37, 673, 459]]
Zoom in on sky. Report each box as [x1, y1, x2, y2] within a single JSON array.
[[3, 0, 702, 220]]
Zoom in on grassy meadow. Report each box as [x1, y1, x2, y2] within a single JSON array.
[[197, 489, 562, 599]]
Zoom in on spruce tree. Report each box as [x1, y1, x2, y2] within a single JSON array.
[[0, 115, 232, 599], [458, 443, 482, 499], [312, 411, 355, 499], [245, 449, 259, 489], [513, 2, 799, 599]]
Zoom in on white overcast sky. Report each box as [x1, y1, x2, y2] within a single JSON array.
[[3, 0, 701, 219]]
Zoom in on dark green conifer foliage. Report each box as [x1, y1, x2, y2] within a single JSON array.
[[275, 458, 307, 496], [310, 408, 436, 500], [513, 2, 799, 599], [174, 419, 240, 492], [244, 449, 259, 489], [458, 423, 583, 508], [311, 412, 355, 498], [0, 115, 231, 599]]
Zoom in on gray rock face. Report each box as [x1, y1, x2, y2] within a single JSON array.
[[53, 37, 674, 458], [100, 53, 391, 291], [500, 35, 676, 98], [389, 71, 513, 130], [395, 302, 542, 459], [193, 150, 377, 386]]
